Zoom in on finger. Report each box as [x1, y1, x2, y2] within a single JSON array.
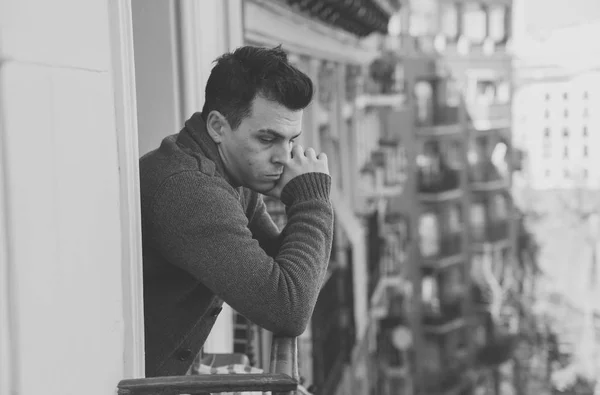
[[291, 144, 304, 159], [305, 147, 317, 159], [316, 152, 328, 162]]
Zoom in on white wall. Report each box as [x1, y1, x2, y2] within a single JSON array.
[[0, 0, 134, 393]]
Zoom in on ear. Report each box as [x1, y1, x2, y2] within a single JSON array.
[[205, 110, 230, 144]]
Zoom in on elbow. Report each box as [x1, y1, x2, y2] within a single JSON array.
[[275, 322, 307, 338], [269, 310, 311, 338]]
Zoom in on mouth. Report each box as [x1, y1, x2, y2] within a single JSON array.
[[265, 174, 282, 179]]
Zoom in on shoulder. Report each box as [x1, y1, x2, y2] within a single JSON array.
[[140, 136, 236, 209], [153, 171, 239, 210]]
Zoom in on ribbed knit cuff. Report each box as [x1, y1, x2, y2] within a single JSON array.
[[280, 172, 331, 206]]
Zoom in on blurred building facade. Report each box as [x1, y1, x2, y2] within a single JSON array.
[[512, 18, 600, 394], [0, 1, 542, 395]]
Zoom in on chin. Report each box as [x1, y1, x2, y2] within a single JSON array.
[[247, 181, 276, 195]]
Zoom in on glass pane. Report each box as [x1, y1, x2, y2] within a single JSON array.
[[447, 205, 462, 233], [409, 0, 439, 36], [441, 3, 459, 39], [489, 6, 506, 42], [419, 212, 440, 256], [415, 80, 433, 124], [463, 4, 487, 43]]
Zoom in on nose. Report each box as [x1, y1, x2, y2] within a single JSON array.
[[272, 142, 292, 165]]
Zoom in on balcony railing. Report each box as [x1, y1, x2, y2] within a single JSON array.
[[421, 231, 463, 264], [467, 102, 511, 130], [418, 168, 460, 195], [311, 264, 355, 395], [486, 221, 509, 242], [416, 106, 461, 135], [423, 361, 471, 393], [469, 161, 505, 186], [433, 105, 460, 126], [423, 299, 463, 327], [472, 221, 509, 244], [117, 336, 298, 395], [476, 333, 519, 367], [468, 102, 510, 123], [440, 232, 463, 258]]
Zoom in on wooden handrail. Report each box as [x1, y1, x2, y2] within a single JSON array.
[[117, 336, 299, 395], [269, 335, 299, 395]]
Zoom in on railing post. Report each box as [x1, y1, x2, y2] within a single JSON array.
[[269, 336, 299, 395]]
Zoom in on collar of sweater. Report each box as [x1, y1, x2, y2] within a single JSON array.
[[179, 112, 240, 188]]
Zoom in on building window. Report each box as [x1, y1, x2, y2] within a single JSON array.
[[545, 93, 550, 101], [583, 126, 588, 137], [583, 108, 589, 118], [544, 127, 550, 137], [543, 141, 551, 158], [415, 80, 433, 125], [544, 109, 550, 119], [584, 145, 588, 157], [563, 146, 569, 158], [563, 92, 568, 100], [563, 128, 569, 138], [583, 91, 589, 100], [497, 80, 510, 103], [564, 109, 569, 118], [463, 3, 487, 44], [564, 168, 570, 178], [441, 3, 459, 40], [584, 168, 589, 178], [489, 6, 507, 42], [545, 169, 551, 178]]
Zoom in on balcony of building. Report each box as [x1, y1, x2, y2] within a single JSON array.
[[465, 75, 512, 133], [310, 255, 356, 395], [435, 2, 512, 60], [467, 102, 511, 131], [473, 310, 519, 369], [417, 138, 464, 201], [370, 212, 412, 319], [414, 77, 463, 136], [468, 133, 511, 192], [422, 264, 467, 332], [471, 192, 511, 247], [421, 328, 472, 393], [419, 202, 466, 268], [376, 308, 414, 395]]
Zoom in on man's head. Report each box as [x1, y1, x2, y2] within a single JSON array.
[[202, 46, 313, 193]]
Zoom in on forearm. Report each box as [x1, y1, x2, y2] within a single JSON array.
[[151, 172, 333, 336]]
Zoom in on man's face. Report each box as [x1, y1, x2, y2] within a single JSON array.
[[217, 95, 303, 194]]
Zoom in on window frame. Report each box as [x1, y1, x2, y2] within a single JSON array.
[[108, 0, 146, 378]]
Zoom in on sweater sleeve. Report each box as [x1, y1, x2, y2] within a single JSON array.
[[247, 194, 283, 258], [148, 171, 333, 336]]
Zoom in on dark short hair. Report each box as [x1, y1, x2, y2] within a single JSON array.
[[201, 46, 314, 130]]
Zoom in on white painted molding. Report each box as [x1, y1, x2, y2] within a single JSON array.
[[178, 0, 206, 117], [178, 0, 243, 117], [226, 0, 244, 50], [107, 0, 145, 379], [244, 0, 378, 65], [0, 67, 17, 395]]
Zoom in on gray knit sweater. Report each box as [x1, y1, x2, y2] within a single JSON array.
[[139, 113, 333, 377]]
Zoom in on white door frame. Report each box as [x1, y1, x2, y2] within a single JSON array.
[[108, 0, 146, 379]]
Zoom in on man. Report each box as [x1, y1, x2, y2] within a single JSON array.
[[139, 46, 334, 377]]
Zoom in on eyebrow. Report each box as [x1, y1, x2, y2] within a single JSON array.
[[257, 129, 302, 140]]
